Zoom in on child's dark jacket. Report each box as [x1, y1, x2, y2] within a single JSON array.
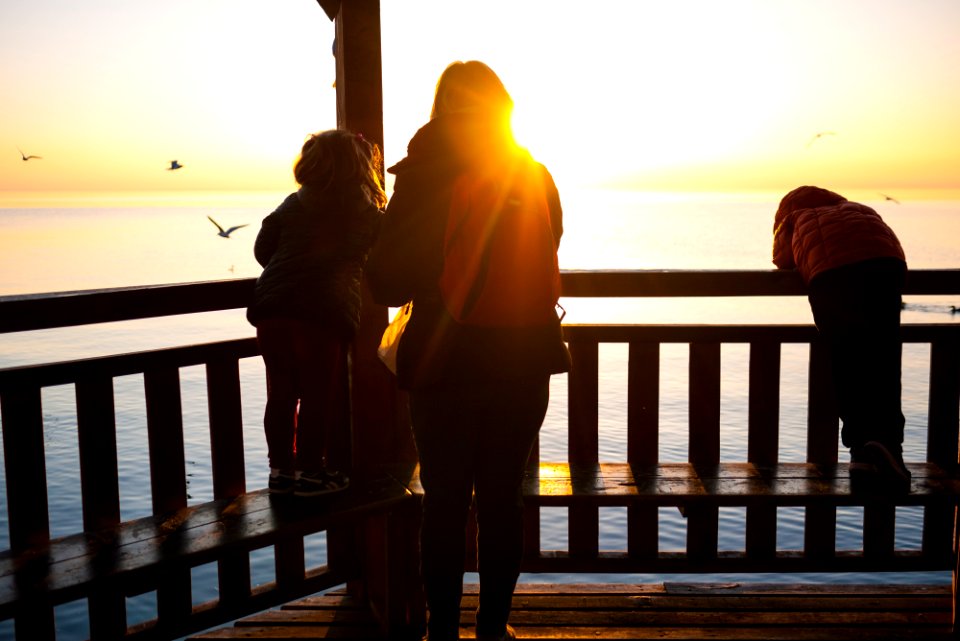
[[247, 186, 381, 338]]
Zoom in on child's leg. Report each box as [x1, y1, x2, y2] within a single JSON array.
[[257, 321, 300, 474], [291, 326, 348, 475]]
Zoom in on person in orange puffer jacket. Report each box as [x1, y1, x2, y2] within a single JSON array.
[[773, 185, 909, 491]]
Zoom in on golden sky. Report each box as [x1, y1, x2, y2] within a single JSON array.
[[2, 0, 959, 199]]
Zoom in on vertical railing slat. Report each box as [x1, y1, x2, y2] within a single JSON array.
[[206, 358, 246, 499], [144, 366, 192, 626], [687, 342, 720, 561], [75, 375, 126, 637], [926, 339, 960, 466], [863, 504, 896, 559], [805, 340, 837, 560], [567, 340, 599, 559], [689, 342, 721, 466], [627, 341, 659, 560], [206, 357, 251, 608], [746, 341, 780, 560], [628, 341, 659, 465], [925, 338, 960, 611], [1, 384, 56, 640]]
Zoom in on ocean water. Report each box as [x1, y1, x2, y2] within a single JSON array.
[[1, 189, 958, 639]]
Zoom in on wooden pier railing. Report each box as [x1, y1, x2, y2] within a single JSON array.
[[1, 270, 959, 640]]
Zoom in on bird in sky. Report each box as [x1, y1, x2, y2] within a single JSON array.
[[879, 193, 901, 204], [208, 215, 248, 238], [167, 160, 183, 170], [17, 146, 42, 161], [806, 131, 837, 148]]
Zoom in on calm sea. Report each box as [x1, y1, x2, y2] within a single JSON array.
[[1, 189, 958, 639]]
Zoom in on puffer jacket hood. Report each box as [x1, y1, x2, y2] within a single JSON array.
[[773, 200, 905, 284]]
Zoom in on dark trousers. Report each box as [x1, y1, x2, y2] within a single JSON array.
[[409, 376, 549, 640], [257, 318, 347, 474], [807, 258, 906, 450]]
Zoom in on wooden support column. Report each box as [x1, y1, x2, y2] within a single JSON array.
[[327, 2, 423, 636]]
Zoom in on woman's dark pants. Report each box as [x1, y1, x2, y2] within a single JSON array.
[[409, 376, 549, 640]]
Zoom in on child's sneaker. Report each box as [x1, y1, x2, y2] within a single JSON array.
[[294, 469, 350, 497], [863, 441, 912, 493], [268, 472, 297, 495]]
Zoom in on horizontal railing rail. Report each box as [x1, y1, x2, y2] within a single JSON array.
[[1, 270, 958, 640], [2, 269, 959, 334]]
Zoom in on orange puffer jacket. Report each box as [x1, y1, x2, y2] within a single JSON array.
[[772, 201, 905, 284]]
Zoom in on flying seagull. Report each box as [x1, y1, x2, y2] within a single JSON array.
[[879, 193, 900, 204], [17, 146, 42, 161], [208, 215, 248, 238], [806, 131, 837, 148], [167, 160, 183, 170]]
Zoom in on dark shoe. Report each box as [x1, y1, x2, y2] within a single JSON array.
[[849, 446, 876, 475], [476, 624, 516, 641], [294, 469, 350, 497], [863, 441, 911, 493], [268, 473, 296, 494]]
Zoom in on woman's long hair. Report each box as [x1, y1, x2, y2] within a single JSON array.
[[430, 60, 514, 121]]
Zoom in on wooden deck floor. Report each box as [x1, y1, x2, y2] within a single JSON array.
[[188, 582, 954, 640]]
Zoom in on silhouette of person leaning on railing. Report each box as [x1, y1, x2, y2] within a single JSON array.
[[773, 185, 910, 492]]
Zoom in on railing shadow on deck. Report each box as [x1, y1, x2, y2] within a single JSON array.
[[0, 269, 959, 640]]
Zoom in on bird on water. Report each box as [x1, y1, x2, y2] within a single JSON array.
[[167, 160, 183, 170]]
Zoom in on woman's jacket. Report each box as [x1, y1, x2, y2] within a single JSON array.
[[246, 185, 381, 338], [773, 200, 905, 284], [365, 111, 570, 390]]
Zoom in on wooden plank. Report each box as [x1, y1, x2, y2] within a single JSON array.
[[0, 385, 50, 551], [144, 366, 188, 514], [748, 341, 780, 465], [689, 342, 721, 466], [2, 270, 956, 335], [275, 533, 306, 591], [0, 338, 260, 390], [806, 340, 838, 464], [147, 366, 192, 630], [189, 583, 955, 640], [75, 376, 121, 532], [927, 339, 960, 467], [557, 268, 960, 298], [863, 504, 896, 559], [206, 358, 246, 499], [0, 478, 411, 614], [521, 462, 958, 506], [627, 341, 659, 466], [746, 342, 780, 561], [567, 340, 599, 465]]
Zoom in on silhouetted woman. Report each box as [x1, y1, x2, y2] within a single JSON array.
[[366, 61, 570, 640]]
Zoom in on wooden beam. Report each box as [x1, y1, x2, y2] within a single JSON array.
[[316, 0, 340, 21]]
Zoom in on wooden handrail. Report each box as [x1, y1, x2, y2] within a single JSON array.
[[2, 269, 958, 334]]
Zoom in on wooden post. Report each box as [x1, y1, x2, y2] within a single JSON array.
[[330, 1, 423, 635]]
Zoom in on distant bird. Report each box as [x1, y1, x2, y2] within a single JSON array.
[[167, 160, 183, 171], [806, 131, 837, 148], [208, 215, 248, 238], [17, 146, 42, 161], [879, 193, 901, 204]]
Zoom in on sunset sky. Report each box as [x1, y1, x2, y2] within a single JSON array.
[[2, 0, 959, 201]]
